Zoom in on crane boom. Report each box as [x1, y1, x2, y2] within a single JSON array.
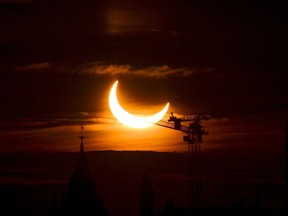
[[154, 120, 189, 132], [156, 112, 209, 144]]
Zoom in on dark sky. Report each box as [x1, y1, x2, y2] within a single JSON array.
[[0, 0, 287, 149], [1, 0, 287, 115], [0, 1, 287, 148], [0, 1, 288, 215], [0, 0, 286, 157]]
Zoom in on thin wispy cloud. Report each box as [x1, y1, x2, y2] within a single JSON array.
[[0, 112, 99, 132], [79, 62, 213, 78], [14, 61, 214, 78], [84, 64, 132, 76], [16, 62, 51, 71]]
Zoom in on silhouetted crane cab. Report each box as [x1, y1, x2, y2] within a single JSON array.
[[168, 112, 182, 130], [168, 112, 209, 145]]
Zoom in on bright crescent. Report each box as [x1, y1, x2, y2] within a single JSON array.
[[109, 81, 169, 128]]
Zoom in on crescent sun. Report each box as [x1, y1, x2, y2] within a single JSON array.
[[109, 81, 169, 128]]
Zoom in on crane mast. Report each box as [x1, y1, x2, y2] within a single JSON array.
[[157, 112, 210, 210]]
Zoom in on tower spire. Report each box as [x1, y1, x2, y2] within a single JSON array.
[[80, 123, 84, 153], [60, 123, 110, 216]]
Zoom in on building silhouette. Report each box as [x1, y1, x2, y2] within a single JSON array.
[[50, 126, 109, 216], [140, 174, 155, 216]]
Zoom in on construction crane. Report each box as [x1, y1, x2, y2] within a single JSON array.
[[156, 112, 210, 151], [155, 103, 288, 210], [155, 112, 210, 210]]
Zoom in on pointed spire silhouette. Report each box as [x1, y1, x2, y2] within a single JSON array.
[[71, 124, 94, 187], [59, 124, 110, 216]]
